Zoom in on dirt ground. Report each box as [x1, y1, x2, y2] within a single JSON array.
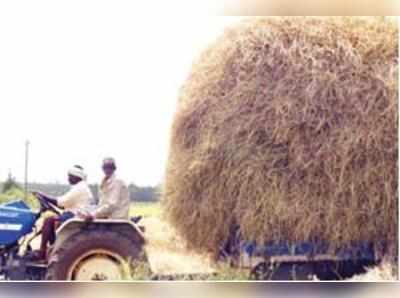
[[349, 263, 397, 281], [141, 216, 215, 275]]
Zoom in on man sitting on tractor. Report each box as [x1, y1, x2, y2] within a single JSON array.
[[79, 157, 130, 220], [31, 165, 93, 261]]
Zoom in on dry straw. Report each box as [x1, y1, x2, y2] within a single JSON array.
[[163, 17, 398, 257]]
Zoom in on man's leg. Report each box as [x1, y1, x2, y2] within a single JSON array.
[[33, 212, 74, 261], [38, 216, 57, 259]]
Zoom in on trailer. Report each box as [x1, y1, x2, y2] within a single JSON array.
[[220, 228, 381, 280]]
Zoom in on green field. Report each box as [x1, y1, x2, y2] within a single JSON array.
[[129, 201, 161, 218], [0, 187, 39, 209]]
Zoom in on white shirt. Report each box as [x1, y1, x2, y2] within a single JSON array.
[[57, 180, 93, 213], [94, 174, 130, 219]]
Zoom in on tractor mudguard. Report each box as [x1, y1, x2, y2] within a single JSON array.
[[54, 218, 145, 251]]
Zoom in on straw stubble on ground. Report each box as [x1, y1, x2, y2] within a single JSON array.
[[142, 216, 215, 276]]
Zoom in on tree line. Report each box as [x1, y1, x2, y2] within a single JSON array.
[[0, 175, 160, 203]]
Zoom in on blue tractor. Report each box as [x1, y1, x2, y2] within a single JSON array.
[[0, 194, 146, 280]]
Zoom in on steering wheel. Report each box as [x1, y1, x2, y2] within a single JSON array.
[[33, 192, 62, 215]]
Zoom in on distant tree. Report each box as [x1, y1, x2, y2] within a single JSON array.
[[128, 183, 160, 202], [2, 171, 20, 193]]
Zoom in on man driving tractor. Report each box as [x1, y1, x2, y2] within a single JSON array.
[[30, 158, 129, 261], [31, 165, 93, 261]]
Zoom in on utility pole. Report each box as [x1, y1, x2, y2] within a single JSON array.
[[24, 140, 30, 201]]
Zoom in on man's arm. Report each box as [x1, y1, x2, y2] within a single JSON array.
[[45, 196, 59, 206], [57, 188, 81, 210], [92, 182, 121, 218], [33, 191, 59, 206]]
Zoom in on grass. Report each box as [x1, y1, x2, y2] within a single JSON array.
[[129, 258, 249, 281], [130, 201, 161, 218], [0, 187, 39, 210]]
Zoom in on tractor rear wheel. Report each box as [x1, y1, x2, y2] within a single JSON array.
[[46, 229, 144, 280]]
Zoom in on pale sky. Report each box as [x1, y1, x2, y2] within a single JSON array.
[[0, 1, 243, 186]]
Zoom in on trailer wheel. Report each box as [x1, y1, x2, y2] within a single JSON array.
[[46, 229, 145, 280], [250, 261, 314, 280], [250, 262, 271, 280]]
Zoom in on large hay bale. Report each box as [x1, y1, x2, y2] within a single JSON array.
[[163, 17, 398, 256]]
